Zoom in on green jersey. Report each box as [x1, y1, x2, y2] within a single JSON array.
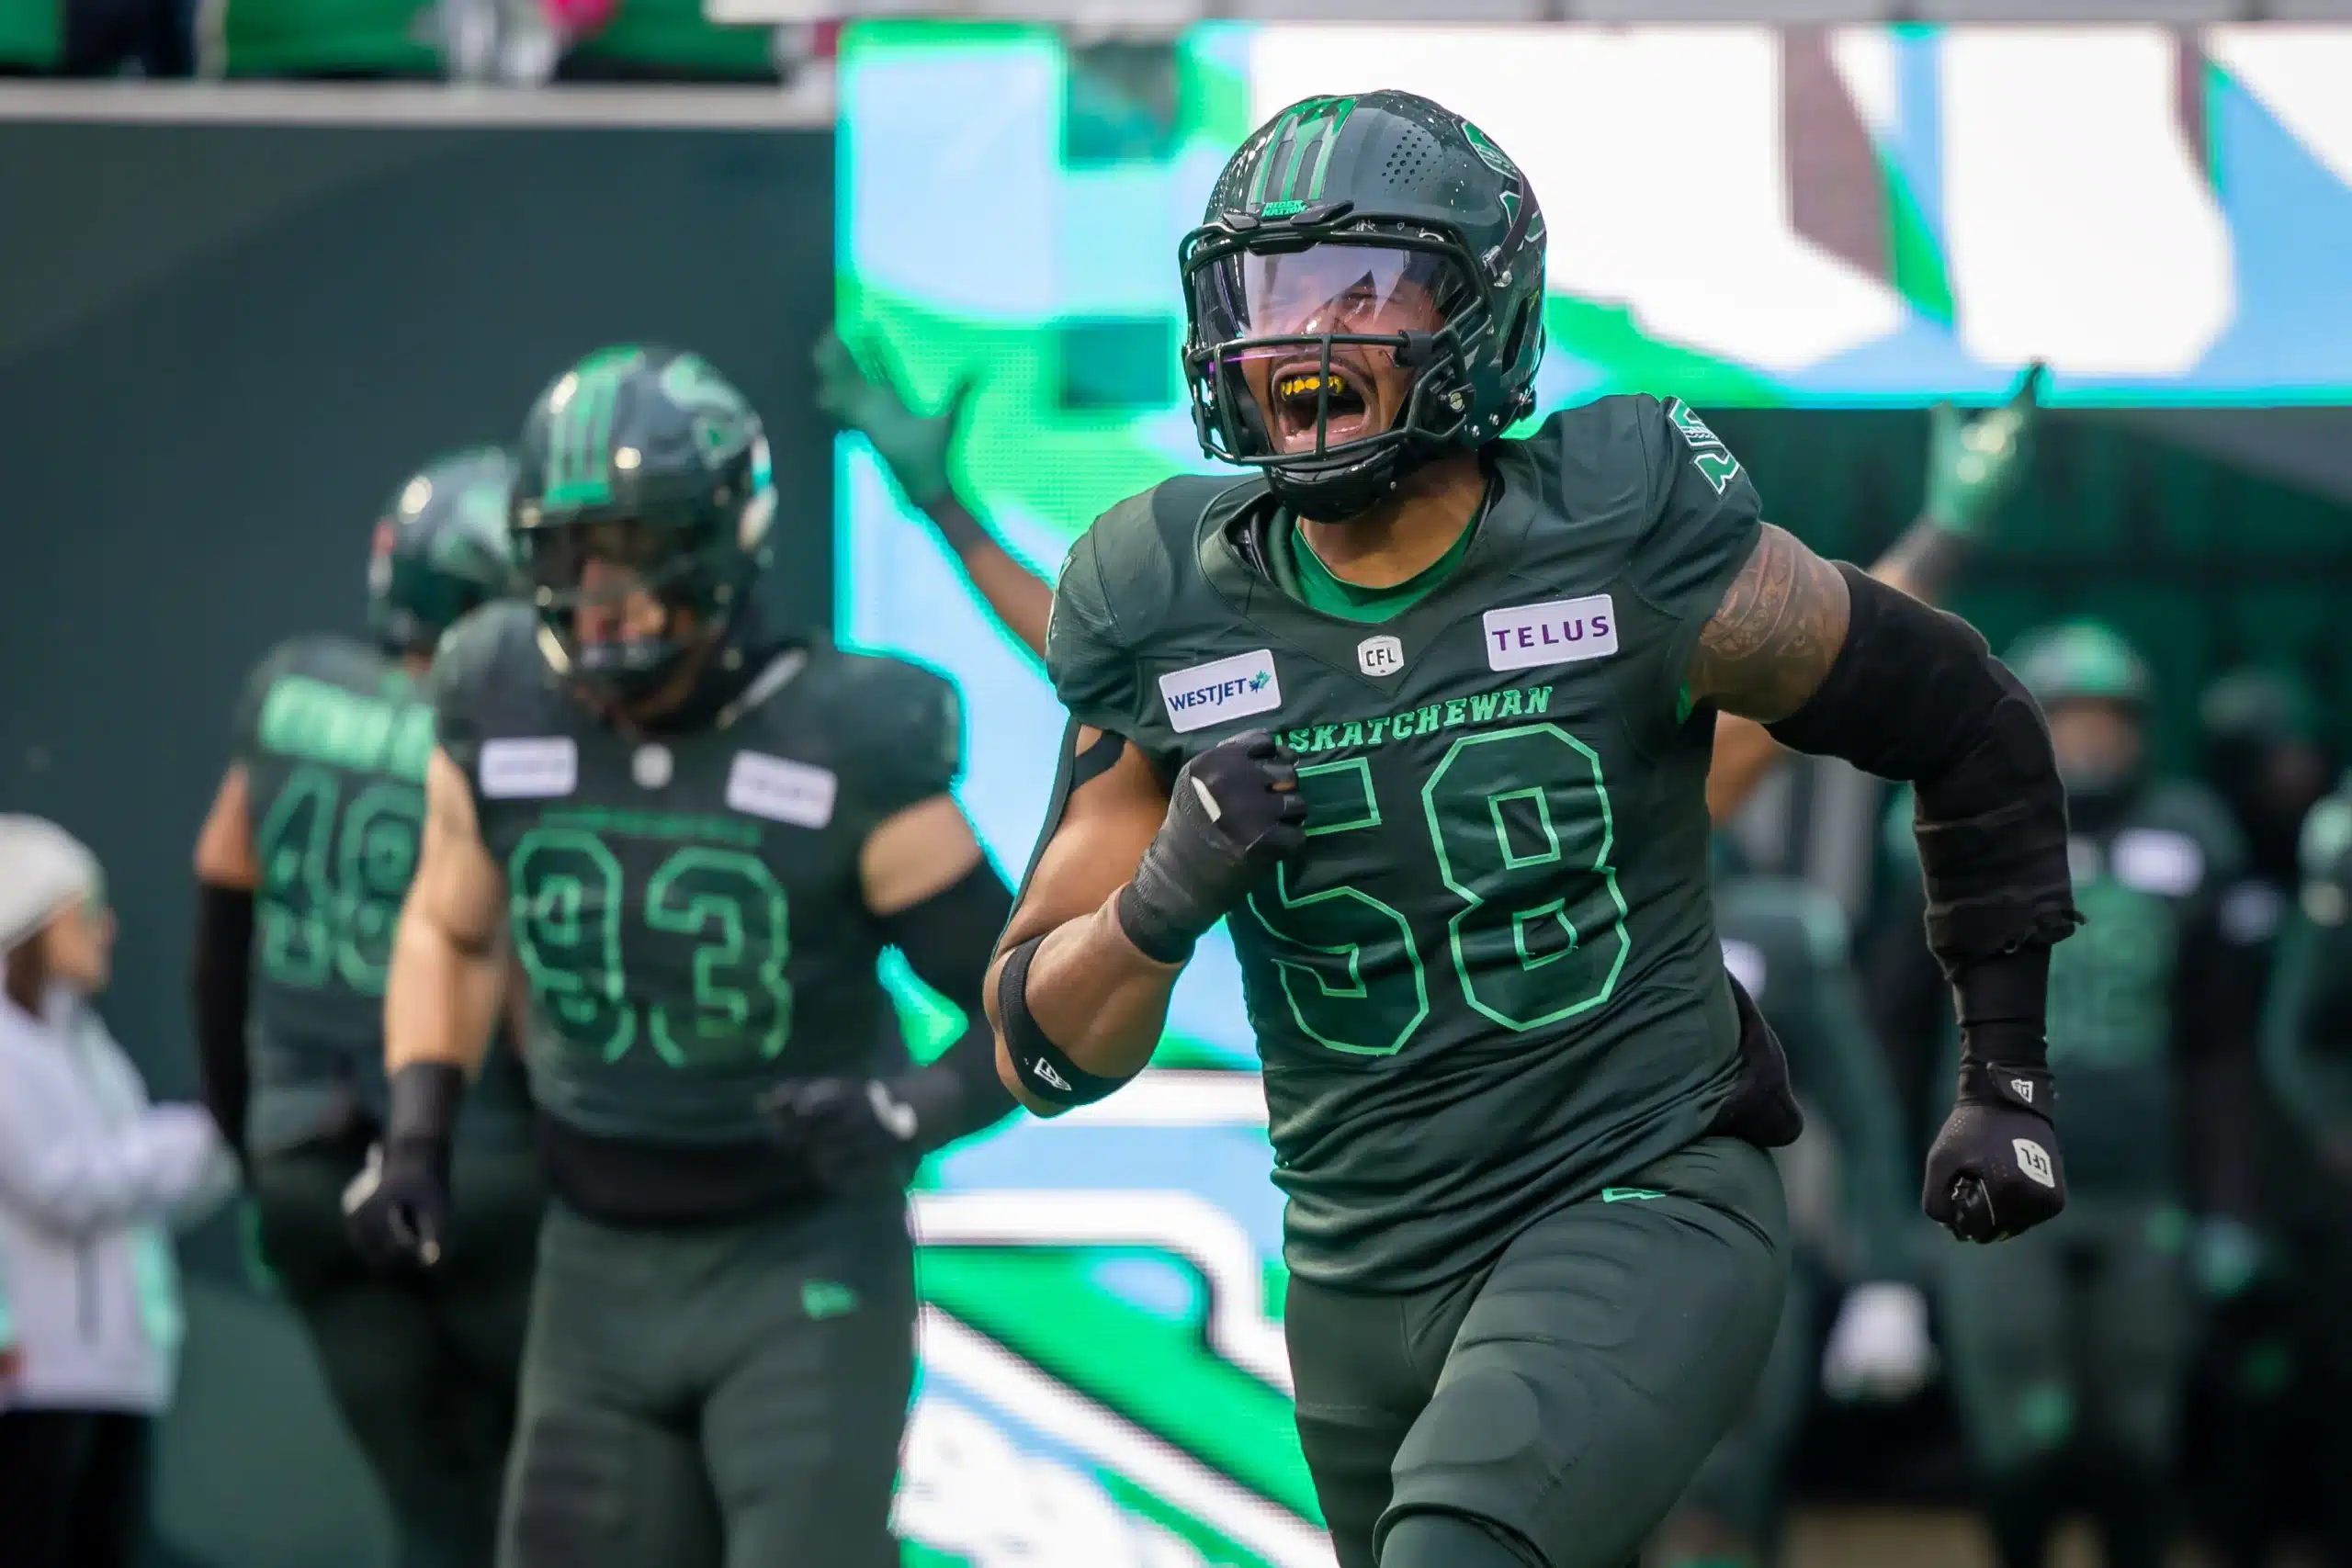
[[1716, 874, 1912, 1282], [1048, 394, 1764, 1291], [430, 602, 961, 1149], [233, 635, 525, 1153]]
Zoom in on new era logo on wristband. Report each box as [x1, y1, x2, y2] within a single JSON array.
[[1031, 1059, 1070, 1091], [2011, 1077, 2034, 1104], [1159, 649, 1281, 734], [2013, 1138, 2056, 1189]]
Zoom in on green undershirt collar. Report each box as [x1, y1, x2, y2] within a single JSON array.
[[1267, 492, 1487, 625]]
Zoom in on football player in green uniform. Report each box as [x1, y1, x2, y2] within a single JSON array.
[[360, 345, 1015, 1568], [1659, 849, 1928, 1568], [987, 92, 2080, 1568], [2189, 669, 2330, 1568], [2259, 777, 2352, 1568], [1892, 623, 2256, 1568], [192, 447, 542, 1568]]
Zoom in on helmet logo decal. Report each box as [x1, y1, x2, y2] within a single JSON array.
[[660, 353, 755, 469], [1248, 96, 1356, 213], [1461, 120, 1518, 178]]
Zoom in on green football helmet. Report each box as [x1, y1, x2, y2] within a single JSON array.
[[368, 446, 518, 657], [2007, 620, 2153, 713], [2200, 666, 2320, 752], [509, 345, 775, 696], [1182, 90, 1548, 522]]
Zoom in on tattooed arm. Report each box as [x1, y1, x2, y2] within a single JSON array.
[[1689, 525, 1854, 724]]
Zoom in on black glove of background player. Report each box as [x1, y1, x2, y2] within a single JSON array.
[[1115, 729, 1306, 964], [342, 1064, 461, 1271], [1922, 950, 2067, 1243], [760, 1074, 942, 1194]]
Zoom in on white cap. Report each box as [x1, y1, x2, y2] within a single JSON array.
[[0, 817, 101, 954]]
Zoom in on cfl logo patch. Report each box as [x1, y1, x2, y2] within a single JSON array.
[[2013, 1138, 2056, 1190]]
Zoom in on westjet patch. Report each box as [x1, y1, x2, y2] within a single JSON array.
[[726, 751, 838, 829], [1159, 649, 1282, 734], [479, 738, 577, 799], [1483, 594, 1618, 672]]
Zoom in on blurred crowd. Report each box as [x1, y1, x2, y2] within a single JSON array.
[[0, 0, 823, 84]]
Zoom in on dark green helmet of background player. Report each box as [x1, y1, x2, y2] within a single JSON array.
[[2201, 666, 2331, 878], [2009, 620, 2153, 711], [1181, 90, 1547, 522], [2008, 619, 2153, 815], [509, 344, 775, 699], [367, 446, 517, 658]]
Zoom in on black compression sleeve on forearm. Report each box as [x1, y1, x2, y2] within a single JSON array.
[[386, 1062, 466, 1146], [1769, 565, 2082, 972], [191, 883, 254, 1156], [880, 860, 1018, 1146], [883, 859, 1014, 1018]]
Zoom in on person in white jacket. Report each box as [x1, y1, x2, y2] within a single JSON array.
[[0, 816, 236, 1568]]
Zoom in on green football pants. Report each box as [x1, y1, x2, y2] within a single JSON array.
[[251, 1134, 546, 1568], [1283, 1138, 1791, 1568], [496, 1192, 915, 1568], [1937, 1195, 2193, 1568], [1666, 1263, 1820, 1557]]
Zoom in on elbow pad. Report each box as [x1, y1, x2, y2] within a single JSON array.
[[995, 935, 1138, 1110], [1768, 566, 2083, 977]]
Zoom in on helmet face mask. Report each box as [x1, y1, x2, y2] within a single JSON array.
[[1181, 92, 1547, 523], [509, 346, 775, 702]]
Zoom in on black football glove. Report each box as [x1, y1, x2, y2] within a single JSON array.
[[1922, 1063, 2064, 1243], [342, 1134, 453, 1270], [1114, 729, 1306, 964], [759, 1074, 942, 1194], [342, 1063, 463, 1271]]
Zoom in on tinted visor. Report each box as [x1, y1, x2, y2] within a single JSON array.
[[1189, 240, 1463, 345], [523, 517, 698, 607]]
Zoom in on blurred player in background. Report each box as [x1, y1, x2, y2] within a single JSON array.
[[2256, 777, 2352, 1568], [192, 450, 541, 1568], [2188, 668, 2331, 1568], [356, 346, 1015, 1568], [1657, 841, 1928, 1568], [990, 93, 2079, 1568], [1892, 623, 2256, 1568]]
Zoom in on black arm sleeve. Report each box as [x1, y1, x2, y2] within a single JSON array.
[[880, 858, 1018, 1151], [1769, 566, 2083, 1079], [191, 883, 254, 1159]]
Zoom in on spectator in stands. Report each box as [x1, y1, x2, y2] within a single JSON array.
[[62, 0, 193, 75], [0, 816, 236, 1568]]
